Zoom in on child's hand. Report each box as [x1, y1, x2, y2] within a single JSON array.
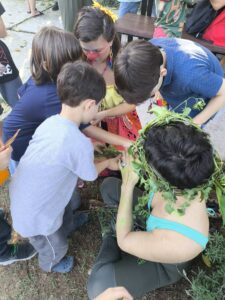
[[122, 139, 133, 149], [94, 287, 133, 300], [107, 155, 121, 171], [120, 151, 139, 188], [0, 146, 12, 170], [93, 141, 105, 154]]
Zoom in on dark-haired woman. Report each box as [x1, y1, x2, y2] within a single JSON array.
[[88, 121, 214, 299], [75, 5, 141, 148]]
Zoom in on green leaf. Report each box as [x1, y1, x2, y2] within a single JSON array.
[[216, 186, 225, 225], [183, 107, 192, 116], [165, 203, 174, 214]]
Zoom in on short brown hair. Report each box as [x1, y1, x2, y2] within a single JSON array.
[[31, 26, 82, 85], [57, 61, 106, 107], [114, 40, 163, 105]]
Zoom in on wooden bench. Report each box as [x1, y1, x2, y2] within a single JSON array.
[[115, 0, 225, 56], [115, 0, 154, 42]]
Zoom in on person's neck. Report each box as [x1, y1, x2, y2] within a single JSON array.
[[60, 104, 82, 127], [91, 60, 108, 75]]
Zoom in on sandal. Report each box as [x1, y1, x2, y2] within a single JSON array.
[[27, 8, 37, 14], [32, 11, 44, 18]]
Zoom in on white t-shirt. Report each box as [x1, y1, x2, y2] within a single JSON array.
[[10, 115, 97, 237]]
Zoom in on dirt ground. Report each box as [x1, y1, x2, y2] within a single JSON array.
[[0, 179, 195, 300]]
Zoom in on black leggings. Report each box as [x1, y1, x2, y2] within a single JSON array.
[[87, 178, 192, 299]]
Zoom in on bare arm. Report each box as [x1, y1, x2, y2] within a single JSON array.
[[102, 103, 135, 118], [193, 79, 225, 125], [116, 152, 197, 264], [92, 103, 136, 125], [83, 125, 132, 148], [95, 155, 121, 174], [210, 0, 225, 10]]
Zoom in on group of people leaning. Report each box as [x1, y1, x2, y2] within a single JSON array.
[[0, 2, 225, 300]]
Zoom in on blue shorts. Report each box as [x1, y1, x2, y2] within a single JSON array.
[[118, 2, 140, 18]]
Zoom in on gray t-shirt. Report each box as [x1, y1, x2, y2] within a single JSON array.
[[10, 115, 97, 237]]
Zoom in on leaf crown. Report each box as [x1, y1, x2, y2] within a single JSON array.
[[129, 106, 225, 222]]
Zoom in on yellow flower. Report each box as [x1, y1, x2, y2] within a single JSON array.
[[92, 1, 118, 22]]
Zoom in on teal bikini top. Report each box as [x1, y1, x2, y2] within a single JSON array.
[[146, 193, 209, 249]]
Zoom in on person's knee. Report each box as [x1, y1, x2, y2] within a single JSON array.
[[87, 264, 116, 300], [100, 177, 121, 206]]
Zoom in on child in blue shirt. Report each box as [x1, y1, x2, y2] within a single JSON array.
[[114, 38, 225, 126]]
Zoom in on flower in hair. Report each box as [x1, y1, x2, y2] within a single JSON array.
[[92, 1, 118, 22]]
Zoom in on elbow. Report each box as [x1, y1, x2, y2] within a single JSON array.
[[117, 235, 129, 252]]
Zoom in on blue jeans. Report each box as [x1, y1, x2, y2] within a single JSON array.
[[118, 2, 140, 18], [0, 76, 22, 107]]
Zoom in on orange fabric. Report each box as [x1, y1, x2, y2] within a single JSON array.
[[0, 168, 10, 186]]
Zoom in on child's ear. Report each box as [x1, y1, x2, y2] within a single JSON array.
[[160, 66, 167, 77], [83, 99, 96, 111]]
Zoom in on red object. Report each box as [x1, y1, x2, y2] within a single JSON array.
[[105, 110, 141, 151], [203, 9, 225, 47]]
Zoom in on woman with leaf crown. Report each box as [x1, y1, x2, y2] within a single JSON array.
[[87, 108, 224, 299]]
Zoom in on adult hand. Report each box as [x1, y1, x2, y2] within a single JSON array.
[[0, 146, 12, 170], [107, 155, 121, 171], [91, 111, 107, 126], [94, 287, 133, 300], [120, 151, 139, 188]]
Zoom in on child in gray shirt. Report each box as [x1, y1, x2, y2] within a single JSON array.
[[10, 61, 121, 273]]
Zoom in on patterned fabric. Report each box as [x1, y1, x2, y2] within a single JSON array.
[[154, 0, 196, 37], [101, 85, 141, 148]]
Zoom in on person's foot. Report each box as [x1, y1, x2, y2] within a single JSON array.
[[52, 2, 59, 11], [0, 243, 37, 266], [31, 11, 44, 18], [52, 256, 74, 273]]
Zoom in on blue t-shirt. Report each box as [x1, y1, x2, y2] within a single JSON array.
[[3, 77, 88, 161], [150, 38, 224, 117]]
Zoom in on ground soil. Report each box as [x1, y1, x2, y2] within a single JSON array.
[[0, 180, 202, 300]]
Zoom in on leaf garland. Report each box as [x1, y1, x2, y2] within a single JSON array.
[[129, 105, 225, 224]]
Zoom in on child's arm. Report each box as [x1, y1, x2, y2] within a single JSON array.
[[95, 155, 121, 174], [93, 103, 136, 124], [83, 125, 132, 149], [193, 79, 225, 125]]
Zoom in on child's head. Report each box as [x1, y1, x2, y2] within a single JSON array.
[[143, 122, 214, 189], [114, 40, 164, 105], [31, 26, 82, 85], [57, 61, 106, 122], [74, 6, 120, 64]]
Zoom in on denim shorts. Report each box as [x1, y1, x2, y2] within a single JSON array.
[[118, 2, 140, 18]]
